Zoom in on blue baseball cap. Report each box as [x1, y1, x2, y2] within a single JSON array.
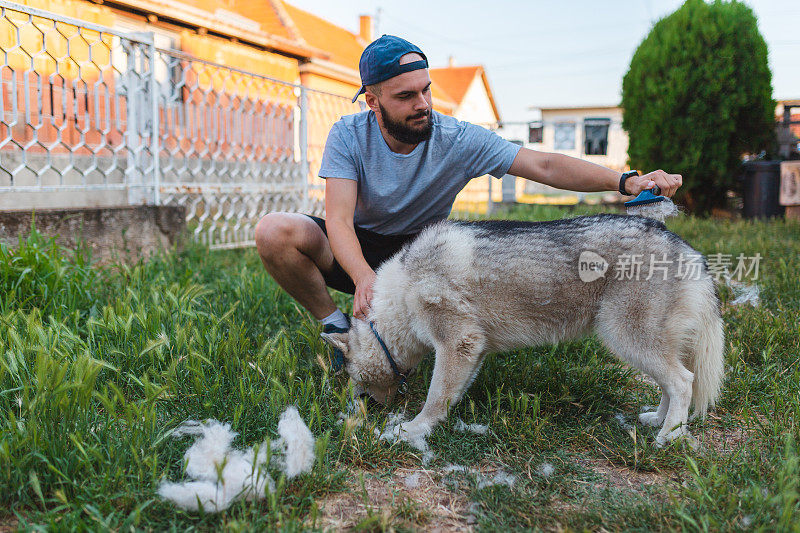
[[352, 35, 428, 103]]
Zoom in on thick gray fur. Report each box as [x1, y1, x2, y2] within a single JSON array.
[[321, 214, 725, 447]]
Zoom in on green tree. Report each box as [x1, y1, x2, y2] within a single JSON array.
[[622, 0, 775, 213]]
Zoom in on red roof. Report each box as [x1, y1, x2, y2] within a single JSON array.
[[229, 0, 296, 41], [277, 2, 457, 112], [280, 1, 365, 69], [429, 65, 500, 121], [111, 0, 474, 113]]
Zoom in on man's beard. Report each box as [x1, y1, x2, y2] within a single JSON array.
[[379, 102, 433, 145]]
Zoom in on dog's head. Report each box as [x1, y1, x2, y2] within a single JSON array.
[[320, 319, 402, 404]]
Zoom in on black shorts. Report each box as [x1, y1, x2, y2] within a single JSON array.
[[305, 215, 419, 295]]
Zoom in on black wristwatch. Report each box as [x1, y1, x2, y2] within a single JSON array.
[[619, 170, 638, 195]]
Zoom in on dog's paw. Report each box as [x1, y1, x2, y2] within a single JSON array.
[[377, 423, 402, 442], [638, 411, 664, 427], [655, 426, 699, 450], [378, 421, 430, 451], [398, 421, 429, 438]]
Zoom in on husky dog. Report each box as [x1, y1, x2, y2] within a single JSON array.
[[321, 214, 724, 446]]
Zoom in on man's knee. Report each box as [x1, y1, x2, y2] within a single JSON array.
[[255, 213, 302, 260]]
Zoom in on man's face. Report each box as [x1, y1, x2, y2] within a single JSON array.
[[367, 54, 433, 145]]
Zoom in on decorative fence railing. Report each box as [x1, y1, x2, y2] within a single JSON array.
[[0, 1, 489, 249]]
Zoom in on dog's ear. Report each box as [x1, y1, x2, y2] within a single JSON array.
[[320, 331, 349, 353]]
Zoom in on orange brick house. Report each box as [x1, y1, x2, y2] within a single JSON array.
[[2, 0, 503, 213], [2, 0, 497, 136], [32, 0, 458, 110], [1, 0, 459, 146], [777, 99, 800, 153]]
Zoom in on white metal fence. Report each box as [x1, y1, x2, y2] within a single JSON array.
[[0, 1, 488, 249]]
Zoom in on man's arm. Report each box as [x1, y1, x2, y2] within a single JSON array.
[[507, 147, 682, 197], [325, 177, 375, 320]]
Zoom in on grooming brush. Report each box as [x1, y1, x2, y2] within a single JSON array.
[[624, 185, 678, 221], [625, 185, 664, 208]]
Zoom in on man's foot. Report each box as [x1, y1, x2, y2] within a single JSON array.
[[323, 316, 350, 372]]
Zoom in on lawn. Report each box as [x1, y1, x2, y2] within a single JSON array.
[[1, 205, 799, 531]]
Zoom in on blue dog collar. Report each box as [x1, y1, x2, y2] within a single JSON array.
[[369, 321, 409, 392]]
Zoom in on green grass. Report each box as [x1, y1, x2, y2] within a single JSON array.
[[1, 205, 799, 531]]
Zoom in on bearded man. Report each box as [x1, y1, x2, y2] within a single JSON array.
[[254, 35, 683, 368]]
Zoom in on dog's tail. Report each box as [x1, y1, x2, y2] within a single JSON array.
[[685, 278, 725, 419]]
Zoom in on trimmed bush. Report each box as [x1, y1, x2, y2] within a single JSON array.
[[622, 0, 775, 213]]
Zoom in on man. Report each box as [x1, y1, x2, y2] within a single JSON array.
[[255, 35, 682, 364]]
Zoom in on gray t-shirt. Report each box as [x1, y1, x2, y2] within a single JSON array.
[[318, 110, 521, 235]]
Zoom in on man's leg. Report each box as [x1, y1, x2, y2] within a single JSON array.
[[254, 213, 338, 320]]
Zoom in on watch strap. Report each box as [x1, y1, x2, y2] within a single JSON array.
[[619, 170, 639, 195]]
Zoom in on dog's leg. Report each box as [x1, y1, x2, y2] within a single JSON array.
[[397, 331, 486, 441], [638, 393, 669, 427], [598, 332, 695, 446], [624, 353, 694, 446], [596, 295, 699, 447], [652, 364, 695, 447], [625, 357, 694, 446]]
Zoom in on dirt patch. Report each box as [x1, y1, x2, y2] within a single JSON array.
[[575, 456, 675, 499], [315, 467, 475, 532], [699, 415, 756, 455], [316, 468, 474, 531]]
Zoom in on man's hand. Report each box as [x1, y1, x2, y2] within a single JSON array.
[[326, 178, 377, 320], [625, 169, 683, 198], [353, 269, 376, 320]]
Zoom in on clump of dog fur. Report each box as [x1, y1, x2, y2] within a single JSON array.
[[158, 406, 315, 512]]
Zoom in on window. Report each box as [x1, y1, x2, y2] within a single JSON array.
[[528, 122, 543, 143], [112, 20, 181, 104], [584, 118, 611, 155], [554, 122, 575, 150]]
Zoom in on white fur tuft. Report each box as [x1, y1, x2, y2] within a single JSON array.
[[725, 276, 761, 307], [476, 470, 516, 489], [178, 420, 238, 481], [276, 406, 316, 479], [158, 481, 233, 512], [159, 406, 315, 512], [536, 463, 555, 478], [626, 197, 680, 221], [454, 418, 489, 435], [403, 472, 422, 489]]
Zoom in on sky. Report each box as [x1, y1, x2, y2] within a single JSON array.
[[285, 0, 800, 123]]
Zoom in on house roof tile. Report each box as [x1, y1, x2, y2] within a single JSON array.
[[122, 0, 462, 112], [281, 1, 364, 70], [279, 2, 456, 112], [429, 65, 500, 121], [429, 66, 481, 105]]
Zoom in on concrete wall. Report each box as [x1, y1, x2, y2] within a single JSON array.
[[0, 205, 185, 263]]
